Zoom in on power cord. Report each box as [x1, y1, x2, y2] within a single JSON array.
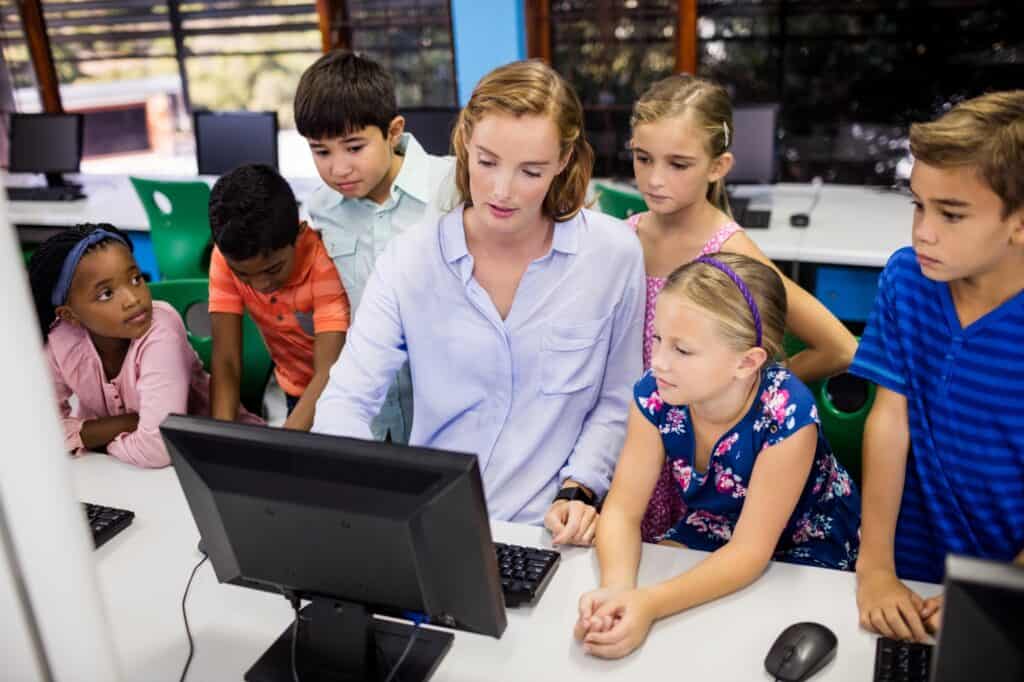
[[383, 621, 421, 682], [178, 551, 209, 682], [278, 588, 303, 682]]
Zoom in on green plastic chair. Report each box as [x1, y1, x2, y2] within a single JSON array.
[[130, 177, 213, 281], [783, 333, 875, 485], [594, 182, 648, 219], [147, 278, 273, 416]]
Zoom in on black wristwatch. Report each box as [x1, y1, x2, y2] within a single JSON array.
[[554, 485, 598, 508]]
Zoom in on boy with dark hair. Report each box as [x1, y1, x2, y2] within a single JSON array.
[[208, 163, 350, 431], [852, 90, 1024, 641], [296, 49, 455, 444]]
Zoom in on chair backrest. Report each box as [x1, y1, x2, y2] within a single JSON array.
[[147, 278, 272, 416], [594, 182, 648, 219], [783, 333, 874, 485], [129, 177, 212, 281]]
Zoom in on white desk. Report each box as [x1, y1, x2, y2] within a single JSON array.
[[596, 180, 913, 268], [72, 454, 938, 681], [5, 173, 322, 233]]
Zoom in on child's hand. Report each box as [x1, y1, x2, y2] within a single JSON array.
[[920, 594, 943, 635], [579, 588, 658, 659], [574, 586, 628, 641], [857, 568, 930, 642]]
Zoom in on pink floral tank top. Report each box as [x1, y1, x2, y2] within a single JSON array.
[[627, 212, 743, 369]]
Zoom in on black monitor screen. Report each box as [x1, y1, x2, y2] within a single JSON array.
[[730, 105, 778, 185], [161, 414, 506, 637], [401, 107, 459, 156], [194, 111, 278, 175], [932, 555, 1024, 682], [8, 113, 83, 174]]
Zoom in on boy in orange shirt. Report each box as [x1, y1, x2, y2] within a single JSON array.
[[208, 164, 350, 430]]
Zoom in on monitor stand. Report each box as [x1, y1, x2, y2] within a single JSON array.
[[44, 172, 82, 191], [246, 599, 454, 682]]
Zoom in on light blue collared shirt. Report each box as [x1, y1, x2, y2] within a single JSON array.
[[307, 133, 455, 443], [313, 206, 645, 524]]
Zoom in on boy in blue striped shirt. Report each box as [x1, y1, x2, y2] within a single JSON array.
[[851, 91, 1024, 643]]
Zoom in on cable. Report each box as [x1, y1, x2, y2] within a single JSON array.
[[383, 621, 421, 682], [178, 552, 209, 682], [289, 597, 301, 682]]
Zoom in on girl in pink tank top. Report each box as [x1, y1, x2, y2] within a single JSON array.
[[622, 74, 857, 542]]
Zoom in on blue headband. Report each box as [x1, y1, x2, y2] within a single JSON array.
[[695, 256, 763, 348], [50, 230, 129, 307]]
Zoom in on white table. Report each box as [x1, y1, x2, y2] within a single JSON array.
[[5, 173, 321, 233], [72, 454, 938, 681], [596, 180, 913, 268]]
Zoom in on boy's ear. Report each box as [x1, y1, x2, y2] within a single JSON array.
[[1008, 205, 1024, 246], [709, 152, 734, 184], [388, 116, 406, 146], [54, 304, 80, 327]]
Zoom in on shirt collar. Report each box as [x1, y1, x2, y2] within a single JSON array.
[[440, 206, 582, 275], [389, 133, 432, 204]]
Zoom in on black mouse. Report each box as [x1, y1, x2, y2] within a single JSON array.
[[197, 537, 207, 555], [764, 622, 837, 682]]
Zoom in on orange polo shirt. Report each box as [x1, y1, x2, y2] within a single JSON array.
[[208, 224, 350, 397]]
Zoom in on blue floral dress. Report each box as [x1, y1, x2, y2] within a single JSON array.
[[634, 364, 861, 570]]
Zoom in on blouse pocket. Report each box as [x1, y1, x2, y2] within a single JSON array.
[[540, 314, 612, 395]]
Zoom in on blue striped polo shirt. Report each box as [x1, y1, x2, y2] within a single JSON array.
[[850, 247, 1024, 583]]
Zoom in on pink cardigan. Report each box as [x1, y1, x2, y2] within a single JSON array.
[[46, 301, 262, 468]]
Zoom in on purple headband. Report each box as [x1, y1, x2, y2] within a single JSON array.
[[694, 256, 763, 348]]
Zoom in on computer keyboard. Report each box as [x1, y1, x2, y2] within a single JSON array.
[[6, 186, 85, 202], [873, 637, 933, 682], [494, 542, 560, 607], [84, 502, 134, 548]]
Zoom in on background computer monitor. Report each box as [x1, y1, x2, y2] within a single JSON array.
[[0, 198, 121, 680], [729, 104, 779, 185], [400, 107, 459, 156], [161, 414, 506, 682], [194, 110, 278, 176], [932, 554, 1024, 682], [7, 113, 84, 188]]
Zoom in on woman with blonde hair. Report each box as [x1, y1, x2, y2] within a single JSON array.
[[314, 60, 645, 546]]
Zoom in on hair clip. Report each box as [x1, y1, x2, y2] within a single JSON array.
[[722, 121, 731, 149]]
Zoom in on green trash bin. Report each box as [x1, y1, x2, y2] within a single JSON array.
[[783, 333, 874, 485]]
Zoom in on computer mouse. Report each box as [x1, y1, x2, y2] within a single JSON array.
[[197, 537, 207, 555], [764, 622, 837, 682]]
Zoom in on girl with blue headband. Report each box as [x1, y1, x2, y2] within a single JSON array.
[[573, 252, 860, 660], [28, 223, 260, 468]]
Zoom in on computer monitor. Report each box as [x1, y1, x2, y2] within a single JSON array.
[[931, 555, 1024, 682], [400, 107, 459, 156], [729, 104, 779, 185], [194, 110, 278, 176], [7, 113, 84, 188], [160, 414, 506, 682], [0, 196, 121, 680]]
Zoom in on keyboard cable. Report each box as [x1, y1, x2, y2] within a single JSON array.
[[178, 551, 209, 682]]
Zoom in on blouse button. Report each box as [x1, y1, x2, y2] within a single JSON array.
[[271, 296, 277, 303], [277, 314, 284, 321], [770, 424, 779, 434]]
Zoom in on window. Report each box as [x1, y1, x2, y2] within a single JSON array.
[[323, 0, 457, 107], [537, 0, 1022, 183], [699, 0, 1024, 184]]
